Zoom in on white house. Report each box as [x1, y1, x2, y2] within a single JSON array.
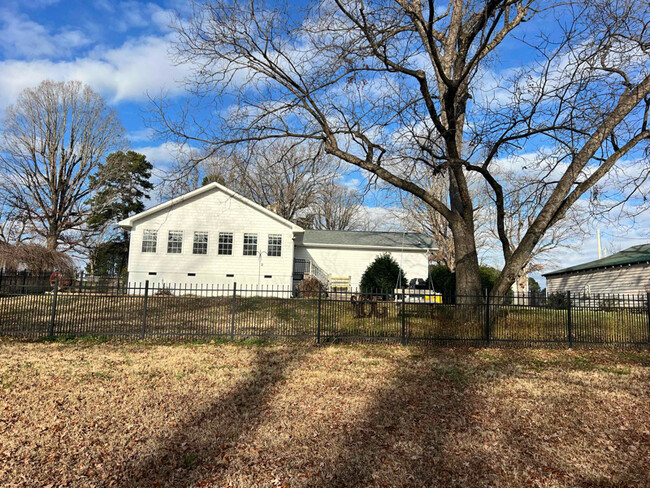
[[118, 182, 436, 291]]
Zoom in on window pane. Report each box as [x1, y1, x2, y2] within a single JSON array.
[[268, 234, 282, 257], [243, 233, 257, 256], [142, 230, 157, 253], [193, 231, 208, 255], [167, 230, 183, 254], [218, 232, 233, 255]]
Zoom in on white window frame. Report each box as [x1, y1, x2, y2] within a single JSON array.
[[243, 233, 258, 256], [268, 234, 282, 257], [167, 230, 183, 254], [193, 231, 208, 255], [218, 232, 233, 255], [142, 230, 157, 253]]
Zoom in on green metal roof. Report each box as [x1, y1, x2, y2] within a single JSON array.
[[301, 230, 435, 249], [544, 243, 650, 277]]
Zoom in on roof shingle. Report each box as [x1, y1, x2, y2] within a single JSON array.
[[301, 230, 435, 249]]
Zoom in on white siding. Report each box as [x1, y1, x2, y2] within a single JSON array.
[[546, 263, 650, 296], [127, 188, 295, 289], [295, 245, 430, 290]]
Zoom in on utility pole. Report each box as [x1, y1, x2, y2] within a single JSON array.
[[597, 229, 602, 259]]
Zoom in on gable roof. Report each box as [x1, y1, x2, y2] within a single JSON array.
[[118, 182, 303, 232], [544, 243, 650, 277], [300, 230, 435, 250]]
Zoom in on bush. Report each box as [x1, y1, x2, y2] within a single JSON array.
[[479, 266, 500, 293], [295, 277, 325, 298], [428, 265, 455, 296], [360, 253, 407, 294], [547, 292, 568, 309]]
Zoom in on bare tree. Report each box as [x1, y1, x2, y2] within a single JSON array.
[[489, 167, 588, 270], [399, 170, 492, 270], [312, 180, 364, 230], [0, 80, 124, 250], [156, 0, 650, 298], [0, 191, 28, 245], [203, 141, 338, 222]]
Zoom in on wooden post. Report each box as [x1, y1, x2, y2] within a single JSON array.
[[230, 282, 237, 341], [401, 286, 407, 346], [78, 271, 84, 295], [567, 291, 573, 348], [141, 281, 149, 340], [21, 270, 27, 295], [48, 278, 59, 337], [317, 286, 322, 344]]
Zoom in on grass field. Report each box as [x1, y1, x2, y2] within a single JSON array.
[[1, 340, 649, 487], [1, 293, 649, 345]]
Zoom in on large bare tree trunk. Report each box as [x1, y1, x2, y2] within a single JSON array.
[[451, 222, 482, 299], [45, 233, 58, 251]]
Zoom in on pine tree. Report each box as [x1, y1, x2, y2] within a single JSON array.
[[87, 151, 153, 277]]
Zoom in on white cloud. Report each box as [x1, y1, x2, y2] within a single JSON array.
[[127, 128, 155, 143], [96, 1, 174, 32], [0, 34, 190, 110], [133, 141, 196, 171], [0, 9, 91, 59]]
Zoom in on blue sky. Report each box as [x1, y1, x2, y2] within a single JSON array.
[[1, 0, 648, 285], [0, 0, 187, 166]]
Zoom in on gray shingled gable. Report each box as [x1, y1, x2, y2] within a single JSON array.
[[301, 230, 435, 249], [544, 243, 650, 277]]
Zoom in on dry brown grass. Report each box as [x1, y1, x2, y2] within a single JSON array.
[[0, 340, 648, 487]]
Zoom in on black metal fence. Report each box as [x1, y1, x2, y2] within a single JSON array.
[[1, 279, 649, 348]]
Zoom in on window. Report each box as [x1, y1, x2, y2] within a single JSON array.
[[218, 232, 233, 255], [193, 231, 208, 255], [142, 230, 157, 253], [268, 234, 282, 257], [243, 233, 257, 256], [167, 231, 183, 254]]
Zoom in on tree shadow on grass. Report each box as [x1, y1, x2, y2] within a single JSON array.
[[311, 348, 650, 487], [123, 345, 313, 487], [310, 347, 489, 487]]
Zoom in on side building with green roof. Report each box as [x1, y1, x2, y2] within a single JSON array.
[[543, 244, 650, 296]]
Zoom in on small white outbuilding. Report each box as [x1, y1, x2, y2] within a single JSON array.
[[544, 244, 650, 296], [118, 182, 436, 291]]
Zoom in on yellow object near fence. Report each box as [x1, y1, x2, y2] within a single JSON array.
[[329, 276, 351, 292], [424, 294, 443, 303]]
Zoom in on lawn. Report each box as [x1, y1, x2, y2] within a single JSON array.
[[1, 340, 649, 487]]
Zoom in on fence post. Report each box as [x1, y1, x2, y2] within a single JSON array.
[[567, 290, 573, 348], [485, 292, 491, 346], [78, 271, 84, 295], [317, 286, 322, 344], [21, 269, 27, 294], [646, 292, 650, 344], [141, 280, 149, 340], [48, 278, 59, 337], [230, 282, 237, 341], [401, 286, 406, 346], [0, 268, 3, 291]]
